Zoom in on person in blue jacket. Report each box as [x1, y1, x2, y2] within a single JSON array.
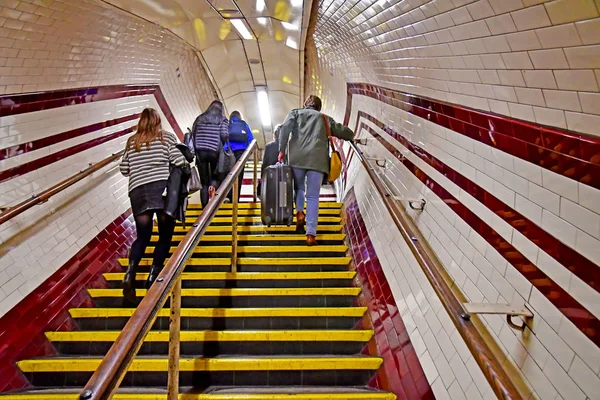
[[227, 111, 254, 202]]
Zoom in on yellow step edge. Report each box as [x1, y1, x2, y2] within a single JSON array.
[[17, 357, 382, 372], [187, 209, 341, 216], [0, 393, 396, 400], [69, 307, 368, 319], [102, 271, 356, 281], [151, 234, 347, 242], [145, 245, 349, 254], [162, 225, 344, 233], [88, 287, 362, 297], [185, 217, 342, 223], [117, 257, 352, 267], [45, 330, 373, 342], [188, 202, 343, 209]]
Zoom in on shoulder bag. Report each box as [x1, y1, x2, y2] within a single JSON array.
[[322, 114, 342, 183]]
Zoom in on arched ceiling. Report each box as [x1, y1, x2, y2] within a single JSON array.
[[103, 0, 314, 148]]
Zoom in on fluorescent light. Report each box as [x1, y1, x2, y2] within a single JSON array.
[[285, 37, 298, 49], [281, 21, 299, 31], [256, 88, 272, 127], [231, 19, 253, 40], [257, 17, 267, 25], [291, 0, 302, 7], [256, 0, 266, 12]]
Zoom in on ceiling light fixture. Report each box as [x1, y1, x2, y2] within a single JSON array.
[[291, 0, 302, 7], [256, 87, 272, 127], [285, 37, 298, 49], [257, 17, 267, 25], [256, 0, 266, 12], [231, 19, 253, 40]]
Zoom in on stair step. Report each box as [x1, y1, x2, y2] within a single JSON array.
[[164, 226, 344, 234], [89, 287, 361, 308], [183, 216, 341, 225], [152, 234, 347, 243], [69, 307, 366, 330], [0, 388, 395, 399], [46, 330, 373, 356], [187, 202, 343, 210], [186, 209, 341, 217], [143, 245, 349, 257], [19, 356, 382, 387]]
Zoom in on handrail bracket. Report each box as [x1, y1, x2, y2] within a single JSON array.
[[462, 302, 534, 332]]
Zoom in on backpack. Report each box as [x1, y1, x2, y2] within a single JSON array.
[[229, 119, 249, 143]]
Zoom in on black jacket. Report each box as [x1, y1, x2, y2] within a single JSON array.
[[164, 145, 193, 222], [262, 141, 279, 170]]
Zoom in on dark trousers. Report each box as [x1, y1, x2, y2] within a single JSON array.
[[130, 211, 176, 267], [196, 150, 218, 207], [227, 149, 246, 202]]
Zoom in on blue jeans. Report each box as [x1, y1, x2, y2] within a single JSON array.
[[292, 168, 324, 236]]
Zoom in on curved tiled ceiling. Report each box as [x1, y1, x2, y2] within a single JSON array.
[[103, 0, 313, 147]]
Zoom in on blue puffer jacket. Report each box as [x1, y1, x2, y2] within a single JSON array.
[[228, 116, 254, 152]]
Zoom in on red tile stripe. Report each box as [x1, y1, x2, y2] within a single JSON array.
[[0, 125, 135, 184], [0, 114, 140, 161], [0, 211, 135, 392], [0, 84, 184, 139], [357, 111, 600, 296], [344, 189, 434, 400], [346, 83, 600, 191], [356, 121, 599, 347]]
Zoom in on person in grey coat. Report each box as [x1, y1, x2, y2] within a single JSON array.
[[278, 95, 354, 246]]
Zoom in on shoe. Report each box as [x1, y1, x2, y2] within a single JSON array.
[[306, 235, 318, 246], [296, 211, 305, 233], [122, 260, 138, 305], [146, 265, 162, 289]]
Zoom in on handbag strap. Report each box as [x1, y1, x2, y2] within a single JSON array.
[[322, 114, 335, 150]]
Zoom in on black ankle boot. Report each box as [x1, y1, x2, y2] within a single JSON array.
[[146, 265, 162, 289], [122, 260, 138, 305]]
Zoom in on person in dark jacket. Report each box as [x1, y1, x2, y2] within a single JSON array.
[[227, 111, 254, 202], [119, 108, 188, 303], [262, 124, 281, 170], [278, 95, 354, 246], [191, 100, 229, 207]]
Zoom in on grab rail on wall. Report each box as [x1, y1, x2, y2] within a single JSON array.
[[348, 142, 524, 400], [0, 151, 125, 226], [79, 141, 259, 400]]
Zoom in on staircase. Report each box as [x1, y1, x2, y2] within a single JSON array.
[[2, 165, 395, 399]]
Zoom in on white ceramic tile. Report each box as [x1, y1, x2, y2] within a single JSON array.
[[528, 182, 560, 214]]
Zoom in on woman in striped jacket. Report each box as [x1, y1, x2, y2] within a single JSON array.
[[120, 108, 188, 304], [191, 100, 229, 207]]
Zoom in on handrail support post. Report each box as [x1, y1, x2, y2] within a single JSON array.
[[253, 149, 258, 202], [231, 177, 239, 272], [167, 277, 182, 400]]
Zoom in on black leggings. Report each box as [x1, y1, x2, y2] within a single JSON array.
[[196, 150, 218, 207], [130, 210, 176, 267]]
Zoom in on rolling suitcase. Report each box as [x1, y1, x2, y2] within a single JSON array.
[[261, 163, 294, 227]]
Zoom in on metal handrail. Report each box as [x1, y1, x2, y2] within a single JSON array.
[[79, 140, 258, 400], [348, 142, 524, 400], [0, 151, 124, 225]]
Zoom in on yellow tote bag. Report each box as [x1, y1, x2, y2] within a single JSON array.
[[323, 114, 342, 183]]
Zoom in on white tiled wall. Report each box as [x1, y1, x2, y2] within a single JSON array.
[[309, 0, 600, 136], [0, 0, 217, 317]]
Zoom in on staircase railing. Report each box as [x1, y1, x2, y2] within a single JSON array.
[[0, 151, 124, 225], [347, 142, 523, 399], [79, 140, 258, 400]]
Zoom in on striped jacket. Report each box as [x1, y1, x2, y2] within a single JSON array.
[[120, 131, 187, 193], [192, 117, 229, 153]]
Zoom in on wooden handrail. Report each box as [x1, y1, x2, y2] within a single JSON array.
[[79, 140, 257, 400], [0, 151, 124, 226], [348, 142, 524, 400]]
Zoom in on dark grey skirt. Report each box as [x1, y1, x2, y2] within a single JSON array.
[[129, 180, 167, 216]]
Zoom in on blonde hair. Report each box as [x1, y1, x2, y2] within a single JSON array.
[[128, 108, 163, 152]]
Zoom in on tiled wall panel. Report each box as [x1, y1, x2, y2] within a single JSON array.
[[307, 0, 600, 398], [0, 0, 217, 317]]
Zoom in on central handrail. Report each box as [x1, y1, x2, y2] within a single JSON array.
[[79, 140, 258, 400], [347, 142, 523, 399]]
